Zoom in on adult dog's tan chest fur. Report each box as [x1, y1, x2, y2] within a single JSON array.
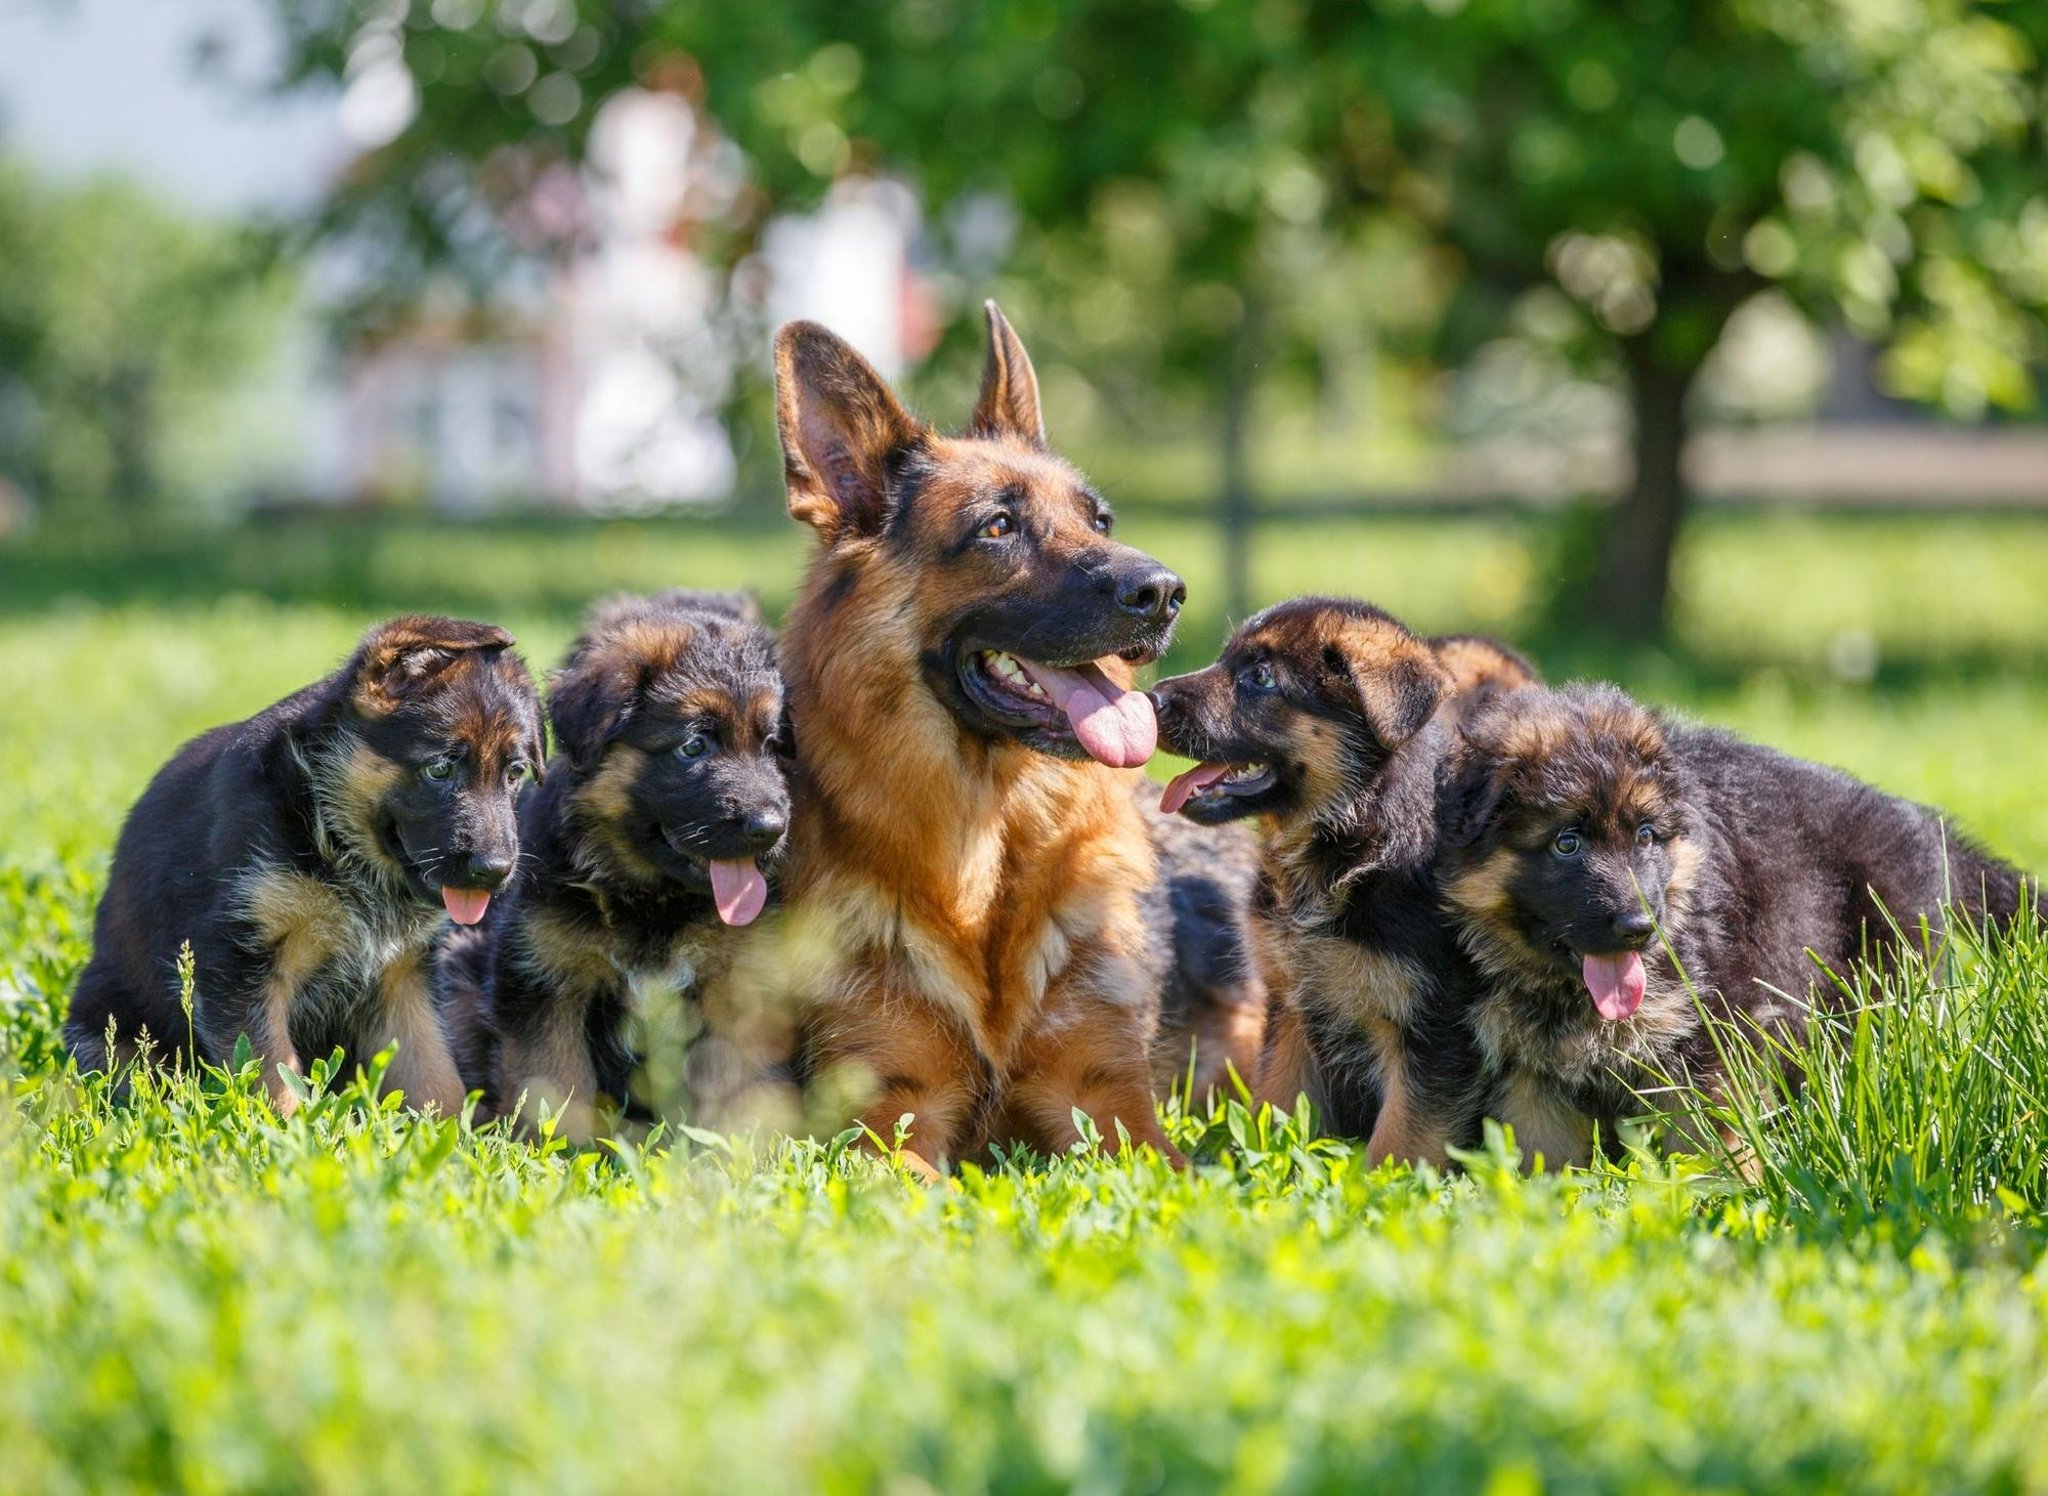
[[791, 761, 1156, 1073]]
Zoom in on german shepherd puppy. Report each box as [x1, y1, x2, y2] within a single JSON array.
[[67, 617, 542, 1114], [438, 590, 793, 1142], [719, 303, 1191, 1175], [1439, 683, 2031, 1165], [1150, 599, 1535, 1164], [1135, 788, 1267, 1098]]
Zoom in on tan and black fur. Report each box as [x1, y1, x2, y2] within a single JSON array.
[[1439, 683, 2032, 1166], [711, 303, 1198, 1175], [438, 591, 795, 1142], [1151, 599, 1536, 1165], [1135, 787, 1268, 1098], [67, 617, 542, 1114]]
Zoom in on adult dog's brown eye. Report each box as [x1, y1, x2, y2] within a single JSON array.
[[978, 514, 1014, 539]]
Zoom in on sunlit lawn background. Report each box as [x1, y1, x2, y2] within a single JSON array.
[[3, 503, 2047, 1490]]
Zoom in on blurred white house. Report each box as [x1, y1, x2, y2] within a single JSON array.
[[0, 0, 927, 512]]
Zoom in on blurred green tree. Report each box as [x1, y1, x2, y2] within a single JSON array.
[[0, 163, 290, 524], [261, 0, 2042, 633]]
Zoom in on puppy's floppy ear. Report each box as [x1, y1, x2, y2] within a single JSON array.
[[773, 321, 926, 542], [1319, 618, 1448, 750], [1362, 656, 1446, 747], [1442, 735, 1516, 852], [354, 616, 515, 710], [968, 300, 1046, 447], [547, 646, 646, 774]]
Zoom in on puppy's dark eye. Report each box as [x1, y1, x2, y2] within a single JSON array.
[[978, 514, 1014, 540], [1552, 829, 1582, 857], [422, 759, 455, 783], [677, 732, 712, 760], [1092, 511, 1113, 535], [1635, 822, 1657, 849], [506, 762, 532, 789], [1243, 661, 1277, 692]]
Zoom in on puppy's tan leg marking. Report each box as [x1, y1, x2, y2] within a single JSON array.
[[497, 1000, 602, 1145], [249, 967, 305, 1118], [369, 948, 466, 1116], [1495, 1067, 1595, 1171]]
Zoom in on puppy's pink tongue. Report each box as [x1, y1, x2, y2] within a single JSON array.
[[1017, 659, 1158, 768], [1582, 951, 1647, 1021], [708, 858, 769, 927], [1161, 763, 1231, 815], [442, 888, 492, 926]]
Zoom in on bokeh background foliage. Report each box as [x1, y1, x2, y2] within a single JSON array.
[[4, 0, 2048, 1488]]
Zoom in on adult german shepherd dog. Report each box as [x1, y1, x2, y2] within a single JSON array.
[[1151, 599, 1537, 1164], [67, 617, 542, 1114], [439, 590, 794, 1141], [1438, 683, 2032, 1165], [738, 304, 1193, 1175]]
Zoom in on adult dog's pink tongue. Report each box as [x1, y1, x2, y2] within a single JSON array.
[[708, 858, 769, 927], [442, 887, 492, 926], [1582, 951, 1647, 1021], [1161, 763, 1232, 814], [1016, 659, 1158, 768]]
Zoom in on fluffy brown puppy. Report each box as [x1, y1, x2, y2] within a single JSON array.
[[1151, 598, 1536, 1164], [68, 617, 542, 1114], [438, 590, 795, 1142], [1439, 683, 2031, 1165]]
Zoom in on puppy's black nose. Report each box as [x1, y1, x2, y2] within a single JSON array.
[[737, 810, 787, 853], [1613, 911, 1656, 947], [1116, 566, 1186, 623], [450, 853, 514, 892]]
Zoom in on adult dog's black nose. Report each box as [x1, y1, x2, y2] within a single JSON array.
[[1612, 910, 1656, 947], [1116, 565, 1186, 623], [735, 809, 787, 854], [449, 852, 514, 892]]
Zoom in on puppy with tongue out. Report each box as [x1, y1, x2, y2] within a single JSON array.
[[438, 590, 796, 1145]]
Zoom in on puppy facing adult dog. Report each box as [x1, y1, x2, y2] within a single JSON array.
[[1439, 683, 2031, 1165], [439, 591, 794, 1142], [718, 303, 1199, 1175], [1151, 598, 1536, 1164], [67, 617, 542, 1114]]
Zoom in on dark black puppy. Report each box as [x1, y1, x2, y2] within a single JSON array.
[[1440, 683, 2031, 1165], [67, 617, 543, 1114], [1133, 786, 1268, 1098], [439, 590, 794, 1143], [1151, 597, 1534, 1164]]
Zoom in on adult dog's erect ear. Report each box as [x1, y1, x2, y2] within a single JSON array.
[[773, 321, 926, 542], [968, 300, 1045, 447]]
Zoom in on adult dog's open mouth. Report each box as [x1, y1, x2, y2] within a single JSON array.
[[959, 648, 1158, 768], [1158, 760, 1277, 815]]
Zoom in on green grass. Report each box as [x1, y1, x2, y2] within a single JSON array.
[[3, 506, 2047, 1491]]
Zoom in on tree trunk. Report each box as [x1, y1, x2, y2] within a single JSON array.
[[1218, 309, 1257, 626], [1589, 336, 1700, 639]]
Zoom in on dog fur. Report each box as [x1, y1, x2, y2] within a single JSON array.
[[1151, 598, 1536, 1164], [67, 616, 542, 1114], [438, 591, 796, 1142], [1438, 682, 2032, 1165], [708, 303, 1198, 1175]]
